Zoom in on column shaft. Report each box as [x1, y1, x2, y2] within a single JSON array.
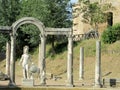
[[67, 36, 73, 87], [95, 40, 101, 87], [40, 36, 46, 85], [79, 47, 84, 80], [6, 41, 11, 76], [9, 35, 16, 86]]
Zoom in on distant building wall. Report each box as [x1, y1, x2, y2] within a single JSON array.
[[72, 0, 120, 35], [72, 4, 84, 35]]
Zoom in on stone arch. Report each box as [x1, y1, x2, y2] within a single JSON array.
[[12, 17, 45, 36], [10, 17, 46, 86]]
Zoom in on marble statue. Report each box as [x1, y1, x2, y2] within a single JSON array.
[[19, 46, 32, 79]]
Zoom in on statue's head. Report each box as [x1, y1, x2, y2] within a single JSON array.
[[23, 45, 29, 54]]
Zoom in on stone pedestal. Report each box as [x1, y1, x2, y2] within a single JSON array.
[[22, 79, 34, 86]]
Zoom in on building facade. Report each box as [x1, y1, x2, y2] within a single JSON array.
[[72, 0, 120, 35]]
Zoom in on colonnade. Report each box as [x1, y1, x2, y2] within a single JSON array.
[[4, 17, 101, 87], [5, 17, 73, 86]]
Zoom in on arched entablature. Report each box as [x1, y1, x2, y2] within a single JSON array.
[[12, 17, 45, 36], [10, 17, 46, 86]]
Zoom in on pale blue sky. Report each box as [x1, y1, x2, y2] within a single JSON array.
[[71, 0, 78, 3]]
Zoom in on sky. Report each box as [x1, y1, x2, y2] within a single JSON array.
[[70, 0, 78, 3]]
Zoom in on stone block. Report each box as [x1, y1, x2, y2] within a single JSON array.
[[22, 79, 34, 86], [103, 78, 120, 87]]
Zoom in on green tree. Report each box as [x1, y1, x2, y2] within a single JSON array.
[[44, 0, 72, 55], [16, 0, 48, 56], [0, 0, 20, 25], [79, 0, 113, 33], [44, 0, 72, 28], [19, 0, 72, 56], [19, 0, 48, 22], [0, 0, 21, 52], [102, 23, 120, 44], [0, 0, 72, 56]]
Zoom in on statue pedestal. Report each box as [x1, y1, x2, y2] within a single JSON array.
[[22, 79, 34, 86]]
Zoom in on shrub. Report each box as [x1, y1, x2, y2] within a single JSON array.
[[112, 23, 120, 30], [101, 23, 120, 44]]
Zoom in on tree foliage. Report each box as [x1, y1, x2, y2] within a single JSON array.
[[79, 0, 113, 31], [0, 0, 72, 56], [0, 0, 21, 52], [101, 23, 120, 44], [0, 0, 20, 25], [16, 0, 48, 55], [43, 0, 72, 55], [44, 0, 72, 28]]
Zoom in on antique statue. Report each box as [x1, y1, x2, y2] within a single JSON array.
[[19, 46, 32, 79]]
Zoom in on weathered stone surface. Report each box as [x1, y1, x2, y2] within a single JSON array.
[[45, 28, 72, 35], [22, 79, 34, 86], [29, 64, 38, 73], [6, 42, 10, 76], [95, 41, 102, 88], [0, 26, 11, 33], [79, 47, 84, 80], [67, 36, 73, 87], [19, 46, 31, 79]]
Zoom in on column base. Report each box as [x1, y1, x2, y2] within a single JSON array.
[[79, 77, 84, 80], [22, 78, 34, 86], [8, 81, 16, 87], [66, 84, 74, 87], [94, 84, 102, 88], [40, 82, 46, 86]]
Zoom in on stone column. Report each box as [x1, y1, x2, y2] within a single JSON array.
[[95, 40, 101, 88], [79, 47, 84, 80], [40, 35, 46, 85], [38, 43, 41, 68], [6, 41, 11, 76], [9, 34, 16, 86], [67, 35, 74, 87]]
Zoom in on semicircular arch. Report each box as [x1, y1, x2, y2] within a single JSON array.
[[12, 17, 45, 36]]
